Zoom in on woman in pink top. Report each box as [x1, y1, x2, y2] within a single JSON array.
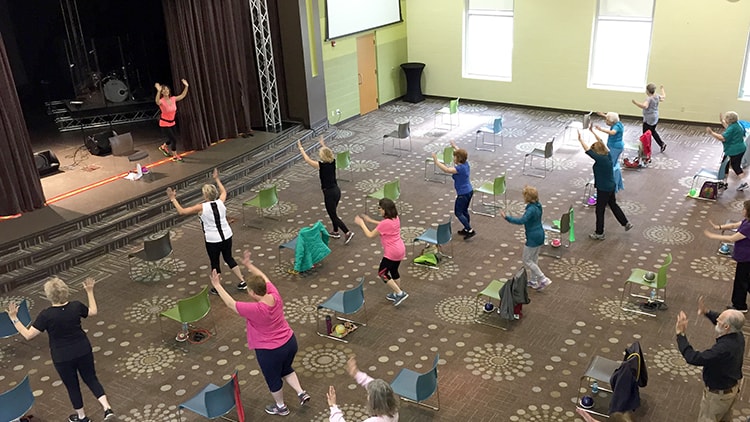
[[353, 198, 408, 306], [154, 79, 189, 161], [210, 251, 310, 417], [327, 357, 399, 422]]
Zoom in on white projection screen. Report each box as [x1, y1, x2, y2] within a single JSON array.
[[325, 0, 402, 40]]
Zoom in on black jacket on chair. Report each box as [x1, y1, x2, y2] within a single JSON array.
[[609, 341, 648, 414]]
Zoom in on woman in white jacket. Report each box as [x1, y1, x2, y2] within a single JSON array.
[[327, 357, 399, 422]]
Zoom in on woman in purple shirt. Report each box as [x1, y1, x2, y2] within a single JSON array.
[[432, 140, 476, 239], [704, 200, 750, 312], [210, 251, 310, 416]]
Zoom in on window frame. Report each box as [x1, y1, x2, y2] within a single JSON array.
[[739, 30, 750, 100], [463, 2, 514, 82]]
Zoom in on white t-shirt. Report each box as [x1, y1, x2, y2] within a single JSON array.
[[199, 200, 233, 243]]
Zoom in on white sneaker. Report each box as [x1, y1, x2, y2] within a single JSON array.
[[537, 277, 552, 291], [527, 280, 540, 289], [737, 182, 749, 192]]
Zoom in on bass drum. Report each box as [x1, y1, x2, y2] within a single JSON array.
[[103, 77, 129, 103]]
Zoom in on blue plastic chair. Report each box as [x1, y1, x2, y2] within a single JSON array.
[[0, 299, 32, 339], [0, 375, 35, 422], [390, 353, 440, 411], [179, 372, 238, 421], [413, 217, 453, 262], [475, 117, 503, 152], [316, 277, 367, 343]]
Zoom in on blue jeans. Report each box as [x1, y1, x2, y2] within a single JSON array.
[[455, 191, 473, 231]]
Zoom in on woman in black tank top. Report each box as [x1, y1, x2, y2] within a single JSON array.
[[298, 136, 355, 244]]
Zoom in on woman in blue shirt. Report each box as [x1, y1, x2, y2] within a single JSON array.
[[433, 140, 476, 239], [595, 112, 625, 192], [707, 111, 748, 191]]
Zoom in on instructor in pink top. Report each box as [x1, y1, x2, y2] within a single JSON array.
[[154, 79, 189, 161], [210, 251, 310, 417]]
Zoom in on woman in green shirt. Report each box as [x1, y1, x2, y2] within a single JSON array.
[[707, 111, 748, 191]]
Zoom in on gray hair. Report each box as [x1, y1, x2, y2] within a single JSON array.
[[44, 277, 70, 304], [202, 184, 219, 201], [724, 310, 746, 333], [605, 112, 620, 124], [646, 83, 656, 95], [725, 111, 739, 124], [366, 379, 399, 417]]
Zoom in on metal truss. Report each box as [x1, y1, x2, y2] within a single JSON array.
[[249, 0, 282, 132], [49, 104, 160, 132]]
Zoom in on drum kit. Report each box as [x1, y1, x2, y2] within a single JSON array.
[[78, 71, 131, 104]]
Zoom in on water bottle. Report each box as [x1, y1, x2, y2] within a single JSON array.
[[591, 381, 599, 394], [325, 315, 333, 335], [649, 289, 656, 302]]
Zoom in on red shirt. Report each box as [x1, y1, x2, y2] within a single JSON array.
[[159, 97, 177, 127]]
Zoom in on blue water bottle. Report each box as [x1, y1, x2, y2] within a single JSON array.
[[591, 381, 599, 394]]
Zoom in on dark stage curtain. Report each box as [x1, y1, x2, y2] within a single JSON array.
[[0, 33, 45, 216], [161, 0, 262, 150]]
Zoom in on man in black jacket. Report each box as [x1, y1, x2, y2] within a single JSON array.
[[676, 296, 745, 422]]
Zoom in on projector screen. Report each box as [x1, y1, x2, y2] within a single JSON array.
[[326, 0, 402, 40]]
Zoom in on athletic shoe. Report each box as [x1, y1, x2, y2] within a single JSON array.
[[625, 222, 634, 231], [328, 231, 341, 239], [527, 280, 540, 290], [103, 409, 115, 421], [298, 391, 311, 406], [264, 404, 290, 416], [386, 292, 397, 302], [345, 232, 355, 244], [457, 229, 468, 236], [68, 416, 91, 422], [175, 332, 188, 342], [537, 277, 552, 291], [210, 288, 218, 295], [660, 143, 667, 153], [737, 182, 749, 192], [393, 291, 409, 307], [172, 155, 183, 162], [589, 232, 606, 240], [463, 230, 477, 240], [237, 281, 247, 290], [158, 145, 170, 157], [727, 305, 749, 313]]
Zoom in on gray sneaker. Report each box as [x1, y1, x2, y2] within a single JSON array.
[[738, 182, 749, 192], [589, 232, 606, 240], [265, 404, 290, 416], [625, 222, 634, 231], [345, 232, 355, 244], [393, 292, 409, 306], [386, 292, 397, 302]]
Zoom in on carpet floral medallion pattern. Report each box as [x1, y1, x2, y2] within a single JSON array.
[[547, 258, 602, 282], [642, 225, 695, 245], [283, 295, 329, 324], [689, 256, 736, 281], [123, 296, 177, 324], [591, 298, 644, 325], [509, 404, 578, 421], [435, 295, 484, 325], [116, 345, 181, 379], [120, 404, 177, 422], [464, 342, 534, 381], [297, 342, 354, 378], [649, 345, 702, 381]]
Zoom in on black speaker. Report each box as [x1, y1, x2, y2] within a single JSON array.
[[34, 150, 61, 176], [84, 130, 114, 156]]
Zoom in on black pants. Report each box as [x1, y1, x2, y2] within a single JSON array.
[[205, 237, 238, 273], [323, 186, 349, 233], [54, 352, 106, 410], [595, 189, 628, 234], [161, 125, 178, 151], [642, 122, 664, 148], [731, 261, 750, 310]]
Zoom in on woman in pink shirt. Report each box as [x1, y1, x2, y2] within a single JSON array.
[[154, 79, 189, 161], [210, 251, 310, 417], [327, 357, 399, 422], [353, 198, 408, 306]]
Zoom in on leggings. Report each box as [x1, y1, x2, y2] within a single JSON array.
[[205, 237, 238, 273], [642, 122, 664, 148], [378, 257, 401, 281], [595, 189, 629, 235], [255, 334, 298, 392], [322, 186, 349, 233], [161, 125, 178, 151], [54, 352, 106, 410], [455, 191, 473, 231], [731, 261, 750, 310]]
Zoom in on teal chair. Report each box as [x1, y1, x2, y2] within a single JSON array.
[[366, 179, 400, 212], [413, 217, 453, 263], [621, 253, 673, 317], [160, 286, 215, 351], [179, 372, 239, 421], [336, 150, 353, 182], [390, 353, 440, 411], [435, 98, 460, 128], [242, 185, 280, 228], [471, 175, 507, 217], [475, 117, 503, 152], [0, 299, 32, 338], [0, 375, 34, 422], [316, 277, 367, 343], [424, 146, 454, 183]]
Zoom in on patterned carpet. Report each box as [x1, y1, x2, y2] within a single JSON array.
[[3, 98, 750, 421]]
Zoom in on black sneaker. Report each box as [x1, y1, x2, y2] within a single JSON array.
[[345, 232, 355, 244], [727, 305, 749, 313], [457, 229, 468, 236], [328, 231, 341, 239], [298, 391, 311, 406], [463, 230, 476, 240], [210, 287, 218, 295], [68, 416, 91, 422], [660, 143, 667, 153], [103, 409, 115, 421], [237, 281, 248, 290], [264, 404, 290, 416]]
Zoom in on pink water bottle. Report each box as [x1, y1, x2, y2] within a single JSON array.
[[325, 315, 333, 334]]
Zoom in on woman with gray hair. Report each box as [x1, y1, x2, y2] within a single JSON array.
[[707, 111, 749, 191], [632, 83, 667, 153], [7, 277, 115, 422], [327, 357, 399, 421], [595, 112, 625, 192], [166, 168, 246, 312]]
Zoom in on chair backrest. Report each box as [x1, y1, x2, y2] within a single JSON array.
[[384, 180, 400, 201], [177, 286, 211, 324], [336, 150, 351, 170], [717, 156, 731, 180], [0, 299, 31, 339], [0, 375, 34, 422], [259, 185, 279, 208], [559, 211, 571, 234], [493, 175, 507, 195], [449, 99, 459, 114], [436, 217, 453, 245], [341, 277, 366, 314], [109, 132, 135, 156], [415, 354, 440, 401], [492, 117, 503, 134], [544, 139, 554, 158], [204, 376, 237, 418], [143, 232, 173, 262], [397, 122, 411, 139], [655, 253, 672, 288], [441, 147, 454, 165]]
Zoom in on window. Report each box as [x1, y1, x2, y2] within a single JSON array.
[[589, 0, 654, 91], [740, 32, 750, 99], [464, 0, 514, 81]]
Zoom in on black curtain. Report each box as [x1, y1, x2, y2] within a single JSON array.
[[161, 0, 262, 150], [0, 32, 45, 216]]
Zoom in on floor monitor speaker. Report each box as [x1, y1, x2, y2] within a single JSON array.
[[34, 150, 61, 176], [85, 130, 114, 156]]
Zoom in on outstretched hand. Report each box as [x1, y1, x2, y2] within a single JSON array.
[[210, 269, 221, 288], [241, 250, 252, 268], [7, 302, 19, 319], [697, 295, 708, 316], [154, 82, 161, 91], [326, 385, 337, 407], [676, 310, 688, 335], [354, 215, 364, 226], [499, 210, 506, 219], [212, 168, 219, 180], [181, 79, 189, 87], [346, 356, 358, 377], [166, 187, 176, 200], [82, 277, 97, 291]]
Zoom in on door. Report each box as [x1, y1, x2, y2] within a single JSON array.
[[357, 33, 378, 115]]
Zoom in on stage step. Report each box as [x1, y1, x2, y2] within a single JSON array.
[[0, 124, 331, 292]]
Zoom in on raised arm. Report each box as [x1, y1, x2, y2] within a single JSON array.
[[298, 140, 320, 169], [241, 251, 270, 284], [577, 130, 591, 152], [594, 123, 615, 136], [354, 215, 380, 238], [449, 140, 458, 149], [719, 113, 729, 129], [213, 169, 227, 202], [209, 269, 238, 313], [83, 277, 98, 316], [631, 98, 648, 109], [706, 126, 725, 142], [659, 85, 666, 100], [166, 187, 203, 215], [318, 135, 328, 149], [433, 153, 457, 174], [6, 302, 41, 341], [174, 79, 190, 101], [154, 83, 162, 106]]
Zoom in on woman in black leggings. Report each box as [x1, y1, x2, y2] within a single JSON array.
[[298, 136, 354, 244], [8, 277, 115, 422]]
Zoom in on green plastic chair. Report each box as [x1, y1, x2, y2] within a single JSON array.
[[160, 286, 215, 350], [242, 185, 280, 228], [435, 98, 460, 128], [620, 253, 672, 317], [471, 175, 507, 217], [424, 146, 454, 183], [475, 279, 509, 330], [336, 150, 352, 182], [366, 179, 400, 212]]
